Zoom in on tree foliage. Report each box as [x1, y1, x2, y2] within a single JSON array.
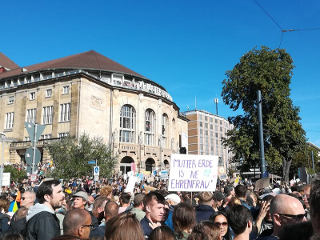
[[47, 133, 118, 179], [4, 165, 27, 182], [222, 46, 306, 182]]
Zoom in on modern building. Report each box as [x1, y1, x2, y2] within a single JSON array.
[[0, 51, 188, 174], [183, 109, 233, 173]]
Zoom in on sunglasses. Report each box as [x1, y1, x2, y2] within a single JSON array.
[[214, 222, 228, 227], [277, 213, 306, 221], [82, 224, 94, 230]]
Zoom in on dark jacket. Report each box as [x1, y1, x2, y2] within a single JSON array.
[[89, 225, 105, 238], [0, 213, 10, 236], [140, 216, 165, 239], [195, 205, 215, 223], [25, 203, 60, 240]]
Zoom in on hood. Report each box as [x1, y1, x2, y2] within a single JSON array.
[[26, 203, 55, 221]]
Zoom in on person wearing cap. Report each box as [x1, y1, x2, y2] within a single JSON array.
[[72, 191, 98, 228], [213, 192, 225, 212], [130, 193, 146, 222], [164, 193, 181, 231], [195, 192, 215, 223]]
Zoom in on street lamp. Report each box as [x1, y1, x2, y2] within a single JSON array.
[[0, 132, 6, 193]]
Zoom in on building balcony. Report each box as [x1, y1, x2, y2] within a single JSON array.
[[10, 138, 61, 150]]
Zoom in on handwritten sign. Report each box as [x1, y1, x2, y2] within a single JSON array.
[[168, 154, 219, 192]]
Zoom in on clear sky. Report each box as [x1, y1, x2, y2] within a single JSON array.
[[1, 0, 319, 145]]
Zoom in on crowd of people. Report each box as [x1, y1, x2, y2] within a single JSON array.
[[0, 175, 318, 240]]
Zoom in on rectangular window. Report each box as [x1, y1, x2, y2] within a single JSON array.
[[24, 137, 30, 141], [40, 134, 52, 140], [215, 119, 218, 124], [26, 108, 37, 123], [199, 114, 202, 120], [5, 112, 14, 129], [59, 132, 69, 138], [43, 106, 53, 124], [62, 86, 69, 94], [46, 89, 52, 98], [8, 96, 14, 105], [30, 92, 35, 100], [60, 103, 70, 122]]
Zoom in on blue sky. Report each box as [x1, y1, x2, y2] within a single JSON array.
[[1, 0, 319, 145]]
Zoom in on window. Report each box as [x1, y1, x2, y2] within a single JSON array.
[[26, 108, 37, 123], [5, 112, 14, 129], [215, 119, 218, 124], [145, 109, 155, 145], [43, 106, 53, 124], [62, 86, 69, 94], [59, 132, 69, 138], [40, 134, 52, 140], [162, 114, 168, 147], [199, 114, 202, 120], [30, 92, 35, 100], [119, 105, 135, 143], [46, 89, 52, 98], [24, 137, 30, 141], [8, 96, 14, 105], [60, 103, 70, 122]]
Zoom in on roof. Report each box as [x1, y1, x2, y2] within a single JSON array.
[[0, 53, 19, 70], [0, 50, 145, 79]]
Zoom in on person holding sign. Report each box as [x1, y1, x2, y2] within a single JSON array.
[[140, 192, 166, 239]]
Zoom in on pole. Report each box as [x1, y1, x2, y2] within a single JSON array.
[[214, 98, 218, 115], [0, 133, 5, 193], [257, 90, 266, 176], [311, 150, 315, 173], [32, 124, 37, 174]]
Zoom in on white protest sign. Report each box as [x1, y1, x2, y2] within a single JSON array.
[[2, 173, 11, 186], [168, 154, 219, 192]]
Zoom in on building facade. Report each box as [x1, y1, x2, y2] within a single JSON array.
[[0, 51, 188, 174], [183, 110, 233, 173]]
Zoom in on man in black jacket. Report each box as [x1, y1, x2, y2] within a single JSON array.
[[195, 192, 215, 223], [25, 179, 65, 240]]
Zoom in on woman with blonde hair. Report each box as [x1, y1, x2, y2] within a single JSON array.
[[100, 185, 114, 201]]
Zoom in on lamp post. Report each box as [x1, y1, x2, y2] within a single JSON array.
[[0, 132, 6, 193]]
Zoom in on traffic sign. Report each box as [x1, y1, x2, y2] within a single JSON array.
[[94, 166, 100, 176], [88, 160, 96, 165], [24, 122, 46, 142], [25, 147, 41, 174], [94, 175, 99, 181]]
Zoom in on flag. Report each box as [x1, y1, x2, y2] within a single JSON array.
[[16, 191, 21, 203]]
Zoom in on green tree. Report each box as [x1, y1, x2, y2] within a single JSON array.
[[291, 144, 320, 176], [4, 165, 27, 182], [47, 133, 118, 179], [222, 46, 306, 182]]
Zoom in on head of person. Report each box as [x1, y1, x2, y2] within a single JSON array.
[[172, 202, 196, 234], [63, 209, 92, 239], [149, 225, 175, 240], [165, 193, 181, 206], [246, 192, 258, 207], [104, 212, 145, 240], [188, 220, 221, 240], [227, 205, 253, 236], [36, 179, 64, 209], [0, 198, 10, 213], [261, 194, 274, 222], [92, 196, 108, 219], [198, 192, 214, 206], [133, 193, 145, 209], [72, 191, 88, 209], [235, 185, 247, 199], [104, 201, 119, 222], [213, 192, 224, 208], [143, 191, 165, 223], [310, 179, 320, 236], [20, 190, 36, 209], [210, 211, 231, 240], [100, 186, 114, 200], [224, 185, 235, 198], [1, 233, 25, 240], [162, 201, 170, 222], [119, 192, 131, 206], [270, 194, 307, 235], [303, 184, 311, 210]]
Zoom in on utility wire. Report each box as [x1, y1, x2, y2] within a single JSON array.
[[253, 0, 320, 48]]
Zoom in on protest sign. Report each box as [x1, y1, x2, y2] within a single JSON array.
[[168, 154, 219, 192], [255, 177, 270, 190]]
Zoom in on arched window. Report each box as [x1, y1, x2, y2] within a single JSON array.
[[120, 105, 135, 143], [162, 113, 168, 148], [145, 109, 155, 145]]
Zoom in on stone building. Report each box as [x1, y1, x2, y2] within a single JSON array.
[[0, 51, 188, 173]]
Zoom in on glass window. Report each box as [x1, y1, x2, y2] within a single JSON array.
[[120, 105, 135, 143], [145, 109, 155, 145], [46, 89, 52, 98], [43, 106, 53, 124], [5, 112, 14, 129], [26, 108, 37, 123], [60, 103, 70, 122], [8, 96, 14, 105], [62, 86, 69, 94], [30, 92, 35, 100], [162, 114, 169, 147], [59, 132, 69, 138]]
